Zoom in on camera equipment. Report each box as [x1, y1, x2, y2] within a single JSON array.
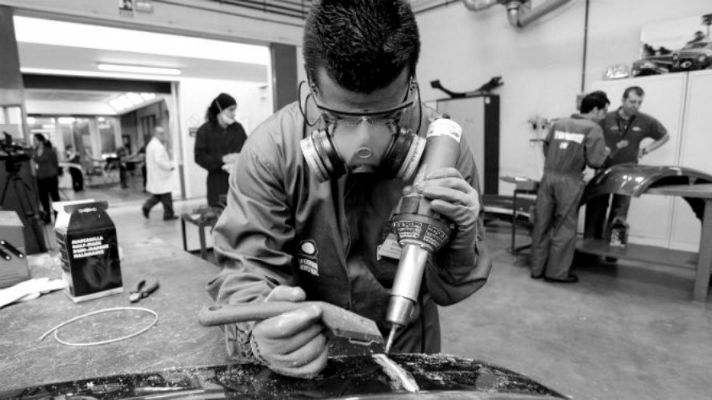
[[0, 131, 47, 253]]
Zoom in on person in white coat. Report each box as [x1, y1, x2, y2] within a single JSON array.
[[141, 127, 177, 220]]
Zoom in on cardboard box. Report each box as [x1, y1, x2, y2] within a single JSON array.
[[0, 211, 29, 288], [54, 200, 122, 302]]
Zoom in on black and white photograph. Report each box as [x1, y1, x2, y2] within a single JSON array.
[[0, 1, 711, 399]]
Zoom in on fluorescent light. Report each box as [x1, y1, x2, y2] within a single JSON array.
[[108, 92, 160, 113], [21, 67, 178, 81], [125, 92, 145, 105], [109, 95, 132, 112], [27, 117, 36, 125], [14, 16, 270, 65], [97, 63, 181, 76], [58, 117, 75, 124]]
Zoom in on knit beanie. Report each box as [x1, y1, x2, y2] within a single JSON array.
[[214, 93, 237, 111]]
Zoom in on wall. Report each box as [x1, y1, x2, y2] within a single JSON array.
[[415, 0, 712, 194], [177, 78, 273, 200], [0, 0, 302, 46]]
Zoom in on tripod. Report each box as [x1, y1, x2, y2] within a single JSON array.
[[0, 169, 47, 253]]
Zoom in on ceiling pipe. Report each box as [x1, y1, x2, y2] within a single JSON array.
[[462, 0, 499, 11], [503, 0, 572, 28], [462, 0, 572, 28]]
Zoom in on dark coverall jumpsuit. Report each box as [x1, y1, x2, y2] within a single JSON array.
[[207, 102, 492, 361], [530, 115, 608, 279]]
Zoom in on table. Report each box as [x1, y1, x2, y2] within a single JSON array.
[[509, 186, 538, 254], [498, 176, 539, 255], [577, 183, 712, 302], [0, 239, 225, 390], [181, 211, 218, 259]]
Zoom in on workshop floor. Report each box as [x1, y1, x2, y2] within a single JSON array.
[[92, 200, 711, 400], [58, 172, 147, 205]]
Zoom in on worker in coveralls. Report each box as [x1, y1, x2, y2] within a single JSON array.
[[530, 92, 610, 283], [207, 0, 492, 380]]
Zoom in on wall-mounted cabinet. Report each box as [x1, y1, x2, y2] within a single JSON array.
[[435, 95, 500, 195], [591, 70, 712, 251]]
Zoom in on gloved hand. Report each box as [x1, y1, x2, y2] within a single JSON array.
[[250, 285, 329, 378], [414, 167, 480, 254]]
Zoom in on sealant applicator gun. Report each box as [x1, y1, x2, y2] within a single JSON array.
[[384, 118, 462, 353]]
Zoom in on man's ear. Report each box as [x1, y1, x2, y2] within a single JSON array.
[[305, 66, 319, 94], [307, 77, 319, 95]]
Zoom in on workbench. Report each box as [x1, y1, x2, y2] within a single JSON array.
[[0, 238, 225, 390], [0, 242, 566, 399], [577, 183, 712, 302]]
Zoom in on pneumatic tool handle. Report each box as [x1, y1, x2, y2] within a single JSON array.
[[384, 118, 463, 353]]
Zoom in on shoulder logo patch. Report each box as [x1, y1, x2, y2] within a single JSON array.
[[300, 240, 317, 256]]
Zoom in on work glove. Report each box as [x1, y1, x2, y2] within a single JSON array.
[[249, 285, 329, 379], [414, 167, 481, 255]]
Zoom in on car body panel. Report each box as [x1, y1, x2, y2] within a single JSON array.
[[580, 164, 712, 220], [0, 354, 567, 399]]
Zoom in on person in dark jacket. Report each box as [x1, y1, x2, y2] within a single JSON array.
[[194, 93, 247, 207], [64, 146, 84, 192], [530, 92, 611, 283], [32, 134, 60, 224], [208, 0, 491, 380]]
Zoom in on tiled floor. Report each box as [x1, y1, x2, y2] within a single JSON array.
[[58, 172, 147, 205]]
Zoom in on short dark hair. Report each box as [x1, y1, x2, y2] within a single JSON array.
[[303, 0, 420, 93], [580, 91, 610, 113], [623, 86, 644, 99]]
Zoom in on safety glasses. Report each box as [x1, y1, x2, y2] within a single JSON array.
[[313, 80, 417, 128]]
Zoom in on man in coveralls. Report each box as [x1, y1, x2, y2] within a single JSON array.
[[530, 92, 611, 283], [207, 0, 491, 379]]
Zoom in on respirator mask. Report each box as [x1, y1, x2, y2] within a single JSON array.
[[219, 112, 236, 126], [215, 100, 237, 126], [300, 79, 425, 183]]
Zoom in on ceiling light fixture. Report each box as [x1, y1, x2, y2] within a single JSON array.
[[108, 92, 160, 113], [15, 16, 270, 65], [97, 63, 181, 75]]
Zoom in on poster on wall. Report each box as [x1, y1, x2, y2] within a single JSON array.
[[632, 13, 712, 77], [118, 0, 134, 17]]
